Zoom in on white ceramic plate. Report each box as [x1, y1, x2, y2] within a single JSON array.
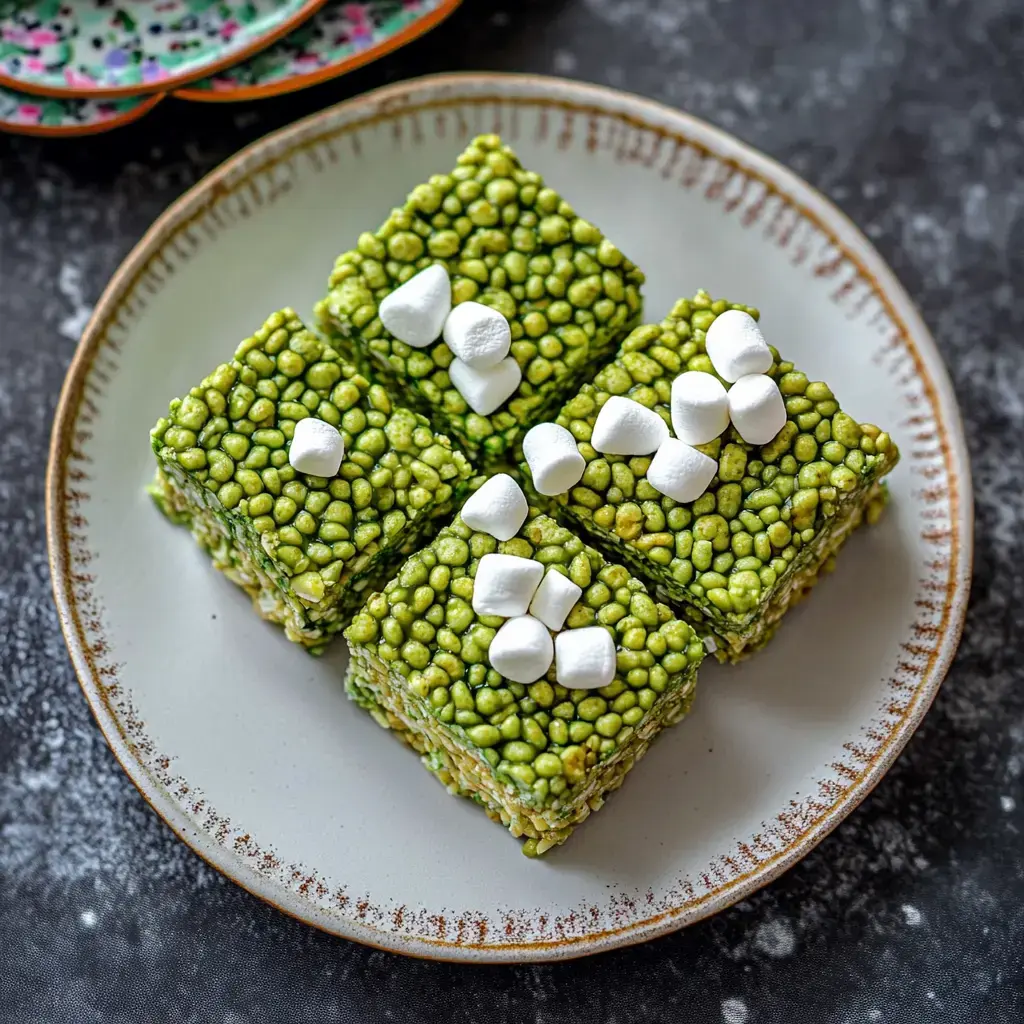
[[47, 73, 972, 962]]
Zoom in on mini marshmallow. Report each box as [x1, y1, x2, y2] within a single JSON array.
[[288, 417, 344, 478], [646, 437, 718, 503], [529, 569, 583, 631], [591, 396, 669, 455], [449, 356, 521, 416], [727, 373, 787, 446], [378, 264, 451, 349], [555, 627, 617, 690], [522, 422, 585, 496], [460, 473, 528, 542], [488, 615, 554, 684], [472, 553, 544, 617], [704, 309, 773, 382], [671, 370, 730, 446], [443, 301, 511, 369], [703, 635, 719, 654]]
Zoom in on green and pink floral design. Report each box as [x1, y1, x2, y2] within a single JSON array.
[[0, 78, 158, 132], [0, 0, 325, 95], [180, 0, 450, 98]]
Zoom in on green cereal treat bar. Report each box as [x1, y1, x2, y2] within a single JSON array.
[[149, 309, 474, 653], [527, 291, 900, 661], [315, 134, 645, 465], [344, 511, 704, 855]]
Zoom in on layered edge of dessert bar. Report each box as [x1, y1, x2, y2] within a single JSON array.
[[344, 506, 704, 855], [314, 133, 645, 466], [150, 308, 474, 654], [519, 291, 899, 661]]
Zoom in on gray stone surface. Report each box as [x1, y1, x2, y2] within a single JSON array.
[[1, 0, 1022, 1020]]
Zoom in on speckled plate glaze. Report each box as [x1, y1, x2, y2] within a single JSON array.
[[0, 0, 328, 99], [0, 78, 160, 134], [175, 0, 461, 103], [47, 74, 972, 962]]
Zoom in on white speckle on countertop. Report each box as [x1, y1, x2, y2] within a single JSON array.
[[902, 904, 923, 927], [721, 997, 748, 1024], [57, 262, 93, 343], [733, 81, 761, 112], [901, 212, 956, 287], [553, 49, 578, 74], [753, 916, 796, 957], [961, 183, 992, 241], [0, 543, 211, 899]]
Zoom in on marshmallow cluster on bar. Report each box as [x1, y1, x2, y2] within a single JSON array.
[[469, 544, 616, 687], [637, 309, 786, 501], [457, 472, 619, 689], [288, 418, 345, 478], [378, 264, 522, 416], [513, 308, 791, 517], [667, 366, 786, 449], [701, 309, 785, 445]]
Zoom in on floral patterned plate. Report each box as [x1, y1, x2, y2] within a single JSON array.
[[0, 0, 328, 99], [174, 0, 461, 102], [0, 78, 160, 134]]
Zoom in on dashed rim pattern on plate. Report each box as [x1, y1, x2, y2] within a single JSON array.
[[46, 73, 972, 962]]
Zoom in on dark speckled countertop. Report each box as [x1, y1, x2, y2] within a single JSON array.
[[1, 1, 1022, 1021]]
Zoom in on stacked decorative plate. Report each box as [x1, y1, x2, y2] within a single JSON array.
[[0, 0, 461, 136]]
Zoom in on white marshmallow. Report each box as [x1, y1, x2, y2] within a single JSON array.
[[555, 627, 617, 690], [460, 473, 528, 542], [727, 373, 787, 446], [488, 615, 554, 684], [529, 569, 583, 631], [378, 264, 451, 349], [522, 422, 585, 496], [443, 301, 512, 369], [449, 356, 521, 416], [704, 309, 773, 382], [646, 437, 718, 503], [671, 371, 730, 446], [591, 396, 669, 455], [472, 553, 544, 617], [288, 418, 345, 478]]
